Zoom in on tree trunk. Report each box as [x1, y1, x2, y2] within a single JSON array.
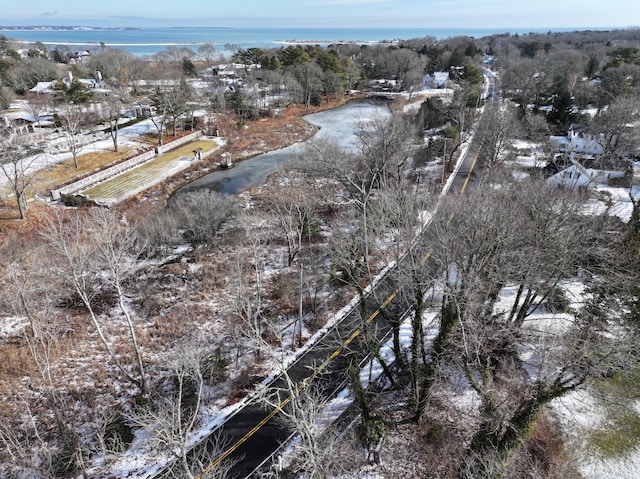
[[415, 291, 458, 422]]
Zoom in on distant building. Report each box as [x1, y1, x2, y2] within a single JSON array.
[[546, 154, 625, 189], [65, 50, 91, 64], [424, 72, 450, 89], [550, 123, 604, 156], [28, 71, 109, 96]]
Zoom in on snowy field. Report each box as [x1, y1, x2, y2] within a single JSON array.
[[0, 116, 158, 191]]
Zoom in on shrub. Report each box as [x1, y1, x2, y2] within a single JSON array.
[[103, 412, 134, 453], [302, 211, 322, 239], [52, 425, 85, 476], [229, 365, 262, 400], [270, 272, 289, 300], [425, 424, 443, 444], [201, 347, 228, 385], [542, 286, 571, 313], [361, 414, 385, 450], [60, 194, 98, 207], [606, 165, 633, 188], [169, 189, 237, 245], [135, 209, 179, 257]]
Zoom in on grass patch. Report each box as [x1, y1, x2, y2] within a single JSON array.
[[593, 366, 640, 403], [81, 140, 218, 200], [588, 365, 640, 458], [159, 140, 217, 161], [32, 147, 134, 192], [590, 411, 640, 458]]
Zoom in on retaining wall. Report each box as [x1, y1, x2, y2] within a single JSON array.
[[96, 145, 220, 206], [51, 130, 203, 200]]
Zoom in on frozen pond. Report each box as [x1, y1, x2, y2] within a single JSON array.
[[178, 100, 391, 195]]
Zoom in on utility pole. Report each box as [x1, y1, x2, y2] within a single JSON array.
[[297, 262, 303, 348]]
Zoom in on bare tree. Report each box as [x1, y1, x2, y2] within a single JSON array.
[[0, 132, 43, 219], [230, 211, 274, 360], [0, 246, 81, 478], [86, 46, 141, 88], [291, 62, 324, 108], [169, 188, 237, 245], [89, 208, 147, 391], [262, 173, 320, 266], [39, 209, 144, 390], [23, 92, 52, 128], [59, 102, 89, 168], [303, 112, 417, 285], [591, 94, 640, 164], [500, 55, 552, 116], [238, 307, 356, 479], [262, 370, 356, 479], [198, 43, 218, 69], [129, 341, 235, 479], [479, 101, 519, 166], [411, 175, 634, 476], [149, 86, 171, 146], [6, 56, 60, 93], [99, 87, 130, 152], [393, 49, 426, 101], [0, 396, 57, 479]]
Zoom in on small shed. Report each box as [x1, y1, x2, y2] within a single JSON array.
[[221, 152, 232, 168]]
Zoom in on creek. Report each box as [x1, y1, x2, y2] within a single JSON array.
[[178, 100, 391, 195]]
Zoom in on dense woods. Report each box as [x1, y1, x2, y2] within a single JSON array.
[[1, 26, 640, 478]]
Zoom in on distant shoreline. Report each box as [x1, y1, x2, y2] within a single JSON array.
[[2, 25, 621, 57], [10, 40, 207, 47], [0, 25, 141, 31], [276, 39, 396, 45]]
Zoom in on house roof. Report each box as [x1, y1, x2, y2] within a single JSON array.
[[30, 81, 56, 93], [568, 123, 588, 133]]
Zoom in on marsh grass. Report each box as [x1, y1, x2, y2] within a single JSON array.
[[589, 366, 640, 458]]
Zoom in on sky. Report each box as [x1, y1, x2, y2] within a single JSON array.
[[1, 0, 639, 29]]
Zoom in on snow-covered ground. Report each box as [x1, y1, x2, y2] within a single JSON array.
[[267, 99, 640, 479], [504, 139, 640, 478], [4, 81, 639, 478], [553, 390, 640, 479], [0, 117, 157, 191], [508, 139, 640, 222]]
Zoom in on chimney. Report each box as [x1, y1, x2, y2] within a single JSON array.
[[67, 71, 73, 83], [96, 70, 102, 82]]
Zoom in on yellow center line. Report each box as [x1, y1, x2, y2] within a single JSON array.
[[200, 395, 292, 474], [459, 142, 483, 195], [196, 294, 388, 478], [197, 137, 485, 479]]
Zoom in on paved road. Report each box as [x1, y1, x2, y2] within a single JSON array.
[[154, 73, 497, 479]]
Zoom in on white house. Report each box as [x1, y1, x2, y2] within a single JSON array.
[[29, 81, 57, 95], [28, 72, 109, 96], [550, 123, 604, 155], [65, 50, 91, 64], [424, 72, 450, 89], [546, 154, 625, 189], [210, 63, 261, 79]]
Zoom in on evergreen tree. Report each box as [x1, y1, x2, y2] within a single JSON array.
[[547, 79, 576, 133]]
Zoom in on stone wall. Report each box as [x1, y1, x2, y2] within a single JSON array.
[[51, 130, 203, 200]]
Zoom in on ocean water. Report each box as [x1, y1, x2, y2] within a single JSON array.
[[0, 26, 584, 57]]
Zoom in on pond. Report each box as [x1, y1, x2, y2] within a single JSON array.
[[178, 100, 391, 195]]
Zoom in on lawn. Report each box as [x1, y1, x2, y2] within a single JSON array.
[[81, 140, 218, 201]]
